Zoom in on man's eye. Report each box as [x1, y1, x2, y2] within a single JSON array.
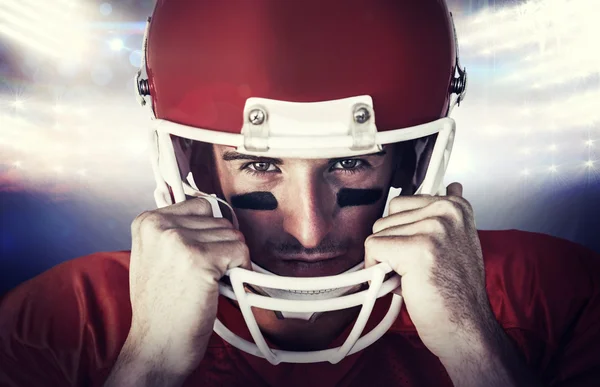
[[249, 162, 276, 172], [330, 159, 370, 174], [333, 159, 362, 169]]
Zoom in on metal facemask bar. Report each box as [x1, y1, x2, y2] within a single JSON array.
[[217, 263, 403, 365], [134, 13, 468, 365]]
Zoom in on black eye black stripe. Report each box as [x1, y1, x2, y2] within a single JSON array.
[[231, 188, 383, 211], [231, 192, 278, 210], [337, 188, 383, 207]]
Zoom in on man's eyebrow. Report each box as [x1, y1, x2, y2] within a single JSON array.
[[221, 149, 386, 163], [222, 151, 284, 164]]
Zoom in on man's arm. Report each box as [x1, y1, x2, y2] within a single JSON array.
[[103, 334, 192, 387], [440, 239, 600, 387], [438, 314, 542, 387], [105, 198, 252, 386]]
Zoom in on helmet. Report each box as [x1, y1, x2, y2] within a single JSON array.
[[135, 0, 467, 365]]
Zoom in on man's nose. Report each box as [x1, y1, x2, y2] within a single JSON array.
[[281, 175, 334, 249]]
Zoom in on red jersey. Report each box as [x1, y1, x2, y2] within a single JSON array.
[[1, 229, 599, 386]]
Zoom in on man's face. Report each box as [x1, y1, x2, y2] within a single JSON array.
[[211, 145, 397, 277]]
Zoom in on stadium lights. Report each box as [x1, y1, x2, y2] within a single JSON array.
[[0, 0, 89, 59]]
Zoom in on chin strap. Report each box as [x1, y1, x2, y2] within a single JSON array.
[[414, 121, 455, 197]]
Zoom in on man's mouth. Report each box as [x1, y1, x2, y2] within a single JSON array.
[[268, 255, 353, 277], [277, 251, 344, 261]]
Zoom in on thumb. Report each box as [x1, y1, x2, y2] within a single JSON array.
[[446, 182, 463, 197]]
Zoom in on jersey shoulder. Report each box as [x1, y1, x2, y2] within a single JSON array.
[[478, 229, 600, 336], [0, 251, 133, 386]]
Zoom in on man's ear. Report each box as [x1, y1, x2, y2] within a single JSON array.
[[390, 134, 437, 196]]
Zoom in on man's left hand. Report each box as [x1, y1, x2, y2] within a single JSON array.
[[365, 182, 495, 361]]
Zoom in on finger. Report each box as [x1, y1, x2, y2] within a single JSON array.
[[387, 194, 441, 216], [158, 197, 215, 217], [174, 227, 246, 244], [364, 234, 433, 277], [373, 217, 445, 238], [165, 215, 235, 232], [446, 182, 463, 197], [374, 200, 440, 233], [195, 240, 253, 275], [364, 235, 413, 276], [374, 196, 460, 233]]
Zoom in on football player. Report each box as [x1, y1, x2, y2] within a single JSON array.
[[1, 1, 599, 386]]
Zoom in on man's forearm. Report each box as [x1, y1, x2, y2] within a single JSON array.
[[103, 335, 197, 387], [439, 318, 542, 387], [104, 356, 187, 387]]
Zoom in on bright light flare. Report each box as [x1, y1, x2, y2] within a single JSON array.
[[0, 0, 90, 59], [461, 0, 600, 90], [0, 97, 150, 191], [109, 38, 124, 51], [75, 107, 89, 117]]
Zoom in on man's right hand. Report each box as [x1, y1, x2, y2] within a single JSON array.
[[105, 197, 250, 386]]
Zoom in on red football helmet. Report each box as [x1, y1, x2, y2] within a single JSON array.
[[135, 0, 467, 365]]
